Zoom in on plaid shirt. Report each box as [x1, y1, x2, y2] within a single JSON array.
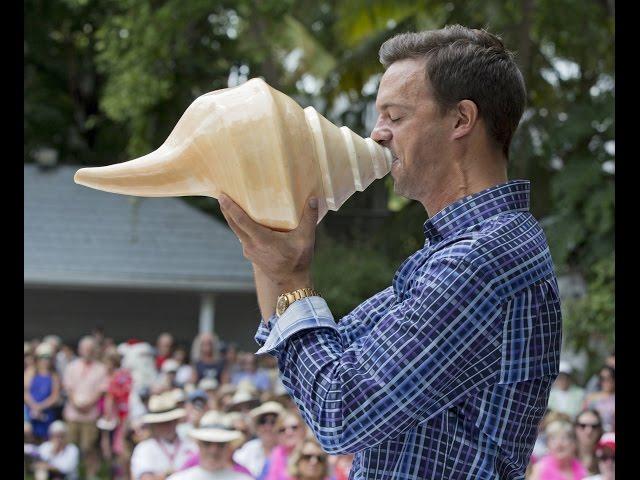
[[255, 180, 562, 479]]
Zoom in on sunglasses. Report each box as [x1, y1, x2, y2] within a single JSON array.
[[301, 453, 326, 463], [257, 415, 278, 426], [577, 422, 602, 430], [278, 424, 300, 434]]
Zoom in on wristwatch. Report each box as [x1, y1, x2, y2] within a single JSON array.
[[276, 287, 321, 317]]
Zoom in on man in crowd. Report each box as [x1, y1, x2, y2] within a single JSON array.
[[156, 333, 175, 370], [167, 412, 252, 480], [62, 336, 108, 479], [220, 25, 562, 478], [130, 392, 198, 480]]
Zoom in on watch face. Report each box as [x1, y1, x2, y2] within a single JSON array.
[[276, 296, 289, 315]]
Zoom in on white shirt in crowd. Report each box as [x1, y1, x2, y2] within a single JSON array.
[[168, 466, 253, 480], [176, 364, 194, 386], [232, 438, 268, 478], [38, 441, 80, 480], [130, 436, 198, 480]]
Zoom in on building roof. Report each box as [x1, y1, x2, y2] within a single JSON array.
[[24, 164, 254, 292]]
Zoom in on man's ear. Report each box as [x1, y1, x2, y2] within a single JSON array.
[[451, 99, 479, 140]]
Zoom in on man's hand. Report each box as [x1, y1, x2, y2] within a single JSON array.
[[219, 194, 318, 293]]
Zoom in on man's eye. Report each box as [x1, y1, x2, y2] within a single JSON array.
[[390, 117, 401, 122]]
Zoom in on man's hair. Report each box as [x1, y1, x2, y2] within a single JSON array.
[[379, 25, 526, 159]]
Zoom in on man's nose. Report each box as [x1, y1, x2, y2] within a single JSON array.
[[370, 118, 392, 144]]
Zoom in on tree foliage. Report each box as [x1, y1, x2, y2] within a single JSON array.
[[25, 0, 614, 352]]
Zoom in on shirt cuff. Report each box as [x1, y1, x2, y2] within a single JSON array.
[[255, 296, 337, 355], [254, 316, 275, 347]]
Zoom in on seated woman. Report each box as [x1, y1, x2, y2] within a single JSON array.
[[34, 421, 80, 480]]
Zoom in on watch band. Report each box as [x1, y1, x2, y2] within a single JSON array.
[[276, 287, 321, 317]]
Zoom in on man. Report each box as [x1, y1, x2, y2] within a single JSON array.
[[62, 335, 108, 479], [219, 25, 561, 478], [156, 333, 175, 370], [130, 392, 198, 480], [169, 411, 253, 479]]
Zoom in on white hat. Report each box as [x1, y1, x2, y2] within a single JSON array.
[[162, 359, 180, 373], [228, 390, 260, 411], [198, 377, 219, 391], [48, 420, 67, 435], [250, 401, 285, 419], [559, 361, 573, 375], [142, 392, 186, 424], [189, 411, 243, 444], [35, 343, 54, 358]]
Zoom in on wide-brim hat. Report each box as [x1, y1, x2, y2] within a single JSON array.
[[143, 408, 186, 424], [189, 426, 244, 444], [143, 392, 186, 424], [250, 401, 285, 419], [227, 391, 260, 411]]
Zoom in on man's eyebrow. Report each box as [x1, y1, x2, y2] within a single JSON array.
[[376, 102, 411, 112]]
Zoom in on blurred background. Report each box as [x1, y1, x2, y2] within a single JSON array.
[[24, 1, 614, 478]]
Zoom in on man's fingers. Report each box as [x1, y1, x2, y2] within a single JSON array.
[[298, 196, 319, 234], [219, 194, 269, 239], [220, 208, 252, 245]]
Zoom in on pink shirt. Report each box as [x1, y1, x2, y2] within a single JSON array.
[[62, 359, 108, 422], [535, 455, 588, 480]]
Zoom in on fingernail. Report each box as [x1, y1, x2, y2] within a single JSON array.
[[309, 197, 318, 209]]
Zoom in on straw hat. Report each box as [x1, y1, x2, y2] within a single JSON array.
[[170, 388, 186, 404], [227, 390, 260, 412], [189, 411, 244, 444], [142, 392, 186, 424], [249, 401, 285, 420]]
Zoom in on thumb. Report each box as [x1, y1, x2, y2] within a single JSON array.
[[300, 196, 319, 231]]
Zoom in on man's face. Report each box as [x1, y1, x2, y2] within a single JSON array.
[[78, 339, 95, 360], [199, 440, 231, 465], [371, 58, 452, 203], [157, 334, 173, 355], [255, 413, 278, 441]]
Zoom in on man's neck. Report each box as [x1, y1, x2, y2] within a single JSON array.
[[200, 458, 228, 472], [420, 151, 507, 218], [156, 433, 178, 444]]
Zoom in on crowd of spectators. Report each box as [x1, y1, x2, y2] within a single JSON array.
[[24, 329, 614, 480], [526, 356, 616, 480], [24, 330, 352, 480]]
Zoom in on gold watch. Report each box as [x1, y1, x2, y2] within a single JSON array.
[[276, 288, 321, 317]]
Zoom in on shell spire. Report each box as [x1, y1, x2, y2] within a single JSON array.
[[74, 78, 392, 231]]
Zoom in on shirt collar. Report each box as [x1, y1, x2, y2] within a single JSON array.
[[423, 180, 531, 241]]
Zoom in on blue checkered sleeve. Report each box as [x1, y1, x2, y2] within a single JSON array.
[[254, 287, 396, 351], [254, 256, 503, 454]]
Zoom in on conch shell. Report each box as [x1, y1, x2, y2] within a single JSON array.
[[74, 78, 392, 231]]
